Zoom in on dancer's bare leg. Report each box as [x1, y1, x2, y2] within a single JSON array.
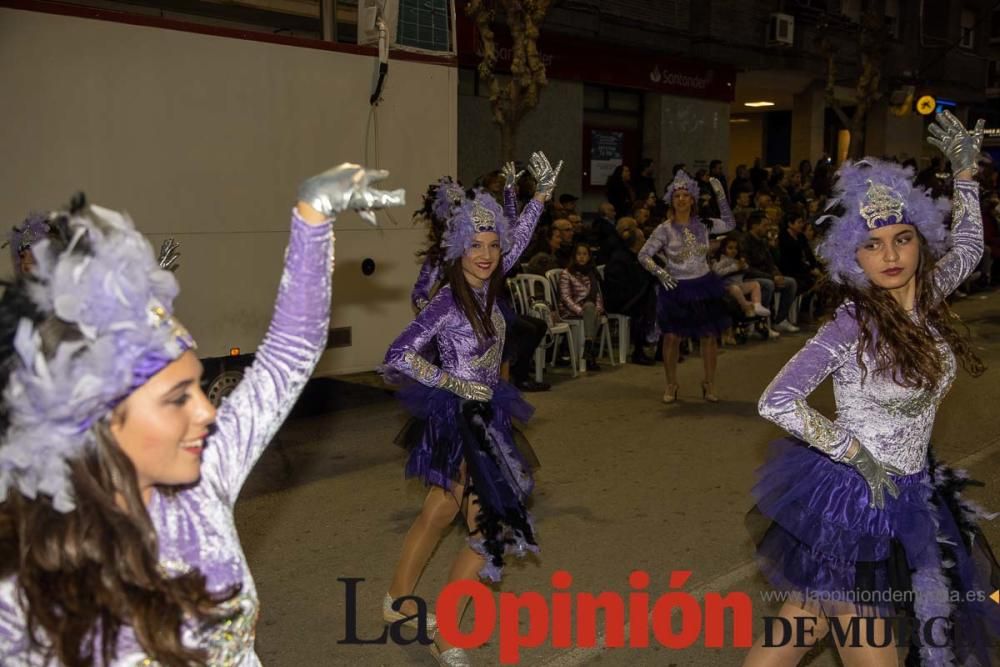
[[743, 602, 829, 666], [701, 335, 718, 385], [434, 491, 488, 653], [831, 614, 898, 667], [662, 334, 681, 386], [388, 483, 464, 615]]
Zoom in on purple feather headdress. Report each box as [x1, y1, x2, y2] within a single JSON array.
[[6, 213, 53, 273], [663, 170, 699, 203], [816, 158, 950, 286], [1, 204, 194, 511], [441, 190, 511, 262], [430, 177, 467, 223]]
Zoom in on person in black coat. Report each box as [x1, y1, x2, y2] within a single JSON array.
[[602, 217, 656, 365]]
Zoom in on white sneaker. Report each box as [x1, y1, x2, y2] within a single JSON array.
[[752, 304, 771, 317], [774, 320, 800, 334]]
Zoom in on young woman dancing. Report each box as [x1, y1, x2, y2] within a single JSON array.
[[745, 111, 1000, 666], [0, 164, 402, 665], [381, 152, 561, 667], [638, 171, 735, 403]]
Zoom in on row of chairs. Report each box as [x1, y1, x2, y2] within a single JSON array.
[[507, 268, 629, 382]]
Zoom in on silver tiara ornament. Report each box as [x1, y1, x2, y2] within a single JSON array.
[[859, 180, 905, 229], [471, 200, 497, 233]]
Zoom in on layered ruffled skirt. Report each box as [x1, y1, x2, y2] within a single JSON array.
[[394, 381, 539, 582], [655, 272, 731, 338], [748, 438, 1000, 666]]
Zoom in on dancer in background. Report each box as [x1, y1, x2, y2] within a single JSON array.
[[382, 151, 561, 667], [639, 171, 735, 403], [745, 112, 1000, 666], [0, 165, 402, 664]]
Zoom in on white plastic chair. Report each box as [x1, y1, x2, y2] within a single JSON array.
[[511, 274, 579, 379], [545, 268, 615, 367]]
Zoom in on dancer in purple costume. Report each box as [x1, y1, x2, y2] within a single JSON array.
[[381, 151, 561, 667], [0, 165, 403, 665], [638, 171, 736, 403], [745, 111, 1000, 667]]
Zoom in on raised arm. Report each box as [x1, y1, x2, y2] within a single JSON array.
[[708, 177, 736, 234], [501, 161, 523, 221], [411, 256, 442, 312], [758, 309, 858, 460], [931, 179, 983, 298], [926, 110, 986, 299], [638, 224, 677, 288], [202, 164, 403, 504], [502, 151, 561, 273]]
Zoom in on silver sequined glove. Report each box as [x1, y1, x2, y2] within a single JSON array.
[[658, 274, 678, 290], [527, 151, 564, 200], [501, 161, 525, 190], [708, 176, 727, 201], [157, 238, 180, 272], [927, 110, 985, 177], [297, 163, 405, 225], [844, 442, 904, 510], [438, 372, 493, 402]]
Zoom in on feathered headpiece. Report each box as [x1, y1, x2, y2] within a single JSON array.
[[430, 177, 467, 223], [441, 190, 511, 262], [1, 204, 194, 511], [6, 213, 54, 273], [663, 170, 699, 203], [816, 158, 950, 286]]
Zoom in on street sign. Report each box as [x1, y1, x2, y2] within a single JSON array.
[[916, 95, 937, 115]]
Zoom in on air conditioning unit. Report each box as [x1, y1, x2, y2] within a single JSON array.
[[767, 13, 795, 47], [358, 0, 396, 46], [357, 0, 455, 54]]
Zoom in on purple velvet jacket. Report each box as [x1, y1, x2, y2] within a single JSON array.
[[387, 197, 542, 388], [759, 180, 982, 474], [0, 212, 333, 665]]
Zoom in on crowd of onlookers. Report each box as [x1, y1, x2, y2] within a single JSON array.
[[471, 153, 1000, 391]]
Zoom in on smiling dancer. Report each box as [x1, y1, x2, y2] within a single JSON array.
[[382, 151, 561, 667], [745, 112, 1000, 667], [639, 171, 736, 402], [0, 164, 402, 665]]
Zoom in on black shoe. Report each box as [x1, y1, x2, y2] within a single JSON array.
[[515, 379, 551, 392]]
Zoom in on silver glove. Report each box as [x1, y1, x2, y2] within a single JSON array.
[[527, 151, 564, 200], [438, 372, 493, 402], [844, 442, 904, 510], [927, 110, 985, 176], [501, 161, 525, 190], [157, 238, 180, 272], [297, 163, 405, 225], [659, 274, 678, 290], [708, 177, 727, 200]]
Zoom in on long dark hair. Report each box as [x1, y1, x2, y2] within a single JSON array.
[[823, 236, 985, 389], [0, 267, 236, 665], [444, 259, 505, 343]]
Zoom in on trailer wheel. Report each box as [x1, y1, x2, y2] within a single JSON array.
[[206, 369, 243, 407]]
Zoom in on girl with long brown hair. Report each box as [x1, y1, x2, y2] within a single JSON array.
[[745, 112, 1000, 666], [0, 165, 402, 665], [380, 151, 560, 666]]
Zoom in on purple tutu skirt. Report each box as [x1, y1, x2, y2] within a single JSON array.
[[393, 380, 539, 581], [749, 438, 1000, 666], [655, 272, 731, 338]]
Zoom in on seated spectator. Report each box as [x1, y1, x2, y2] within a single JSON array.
[[778, 204, 823, 299], [603, 217, 656, 365], [525, 220, 573, 275], [559, 242, 605, 371], [730, 164, 752, 201], [559, 193, 579, 216], [743, 211, 799, 334], [712, 237, 770, 319], [589, 202, 620, 264]]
